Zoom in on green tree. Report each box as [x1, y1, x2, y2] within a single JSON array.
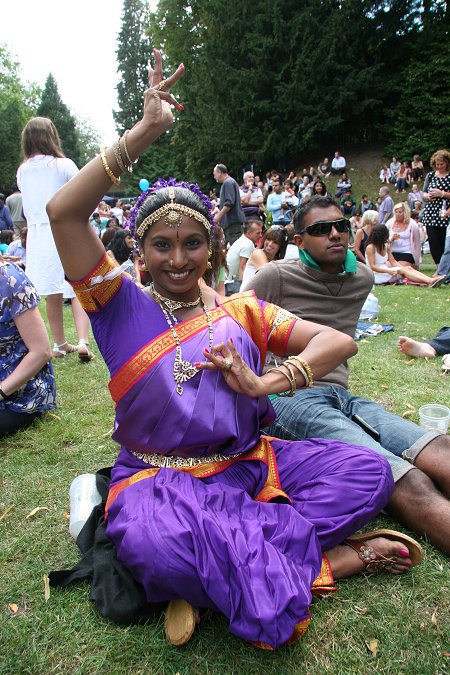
[[75, 116, 102, 168], [114, 0, 152, 135], [37, 73, 81, 165], [0, 44, 40, 192]]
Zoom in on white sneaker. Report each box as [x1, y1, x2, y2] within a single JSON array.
[[442, 354, 450, 373]]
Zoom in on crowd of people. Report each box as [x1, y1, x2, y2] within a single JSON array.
[[1, 51, 449, 653], [203, 151, 450, 291]]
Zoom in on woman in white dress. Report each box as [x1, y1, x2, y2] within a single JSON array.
[[17, 117, 93, 360]]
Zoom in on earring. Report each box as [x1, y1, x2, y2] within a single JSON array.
[[207, 249, 212, 270], [138, 247, 147, 271]]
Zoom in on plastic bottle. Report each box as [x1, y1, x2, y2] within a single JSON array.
[[69, 473, 102, 540]]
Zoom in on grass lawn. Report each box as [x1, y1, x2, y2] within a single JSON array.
[[1, 156, 449, 673]]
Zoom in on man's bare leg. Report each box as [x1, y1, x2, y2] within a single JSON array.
[[397, 336, 437, 358], [414, 436, 450, 498], [386, 467, 450, 555]]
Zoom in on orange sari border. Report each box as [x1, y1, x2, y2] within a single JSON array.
[[311, 555, 336, 595], [70, 253, 122, 313], [108, 305, 226, 403], [105, 437, 284, 519], [219, 291, 268, 365]]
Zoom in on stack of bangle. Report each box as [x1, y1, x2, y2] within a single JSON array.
[[113, 139, 127, 174], [266, 355, 314, 397], [285, 356, 314, 388], [99, 131, 138, 184], [266, 363, 296, 397]]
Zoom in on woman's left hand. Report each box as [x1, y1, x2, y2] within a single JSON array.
[[196, 339, 265, 397]]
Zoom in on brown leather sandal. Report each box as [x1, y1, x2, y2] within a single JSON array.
[[345, 529, 424, 573], [164, 599, 197, 646]]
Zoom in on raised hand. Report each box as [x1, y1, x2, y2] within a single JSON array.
[[142, 49, 185, 134]]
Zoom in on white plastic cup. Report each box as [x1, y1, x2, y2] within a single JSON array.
[[69, 474, 102, 540], [418, 404, 450, 434]]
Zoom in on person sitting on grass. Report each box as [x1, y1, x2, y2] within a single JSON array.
[[398, 328, 450, 373], [246, 195, 450, 556], [340, 189, 356, 217], [0, 257, 56, 437], [46, 52, 423, 651], [365, 225, 446, 286]]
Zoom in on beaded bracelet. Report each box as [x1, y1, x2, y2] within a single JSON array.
[[113, 139, 127, 174], [100, 147, 121, 185]]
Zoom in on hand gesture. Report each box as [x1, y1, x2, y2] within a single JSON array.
[[142, 49, 185, 136], [195, 339, 265, 397]]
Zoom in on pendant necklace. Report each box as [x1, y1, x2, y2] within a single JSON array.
[[150, 284, 214, 395]]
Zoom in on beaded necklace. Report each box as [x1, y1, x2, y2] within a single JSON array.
[[149, 284, 214, 395]]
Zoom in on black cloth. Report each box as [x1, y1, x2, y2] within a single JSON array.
[[0, 410, 40, 438], [49, 468, 163, 625], [427, 327, 450, 356]]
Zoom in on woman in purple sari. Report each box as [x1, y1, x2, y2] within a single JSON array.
[[47, 52, 422, 650]]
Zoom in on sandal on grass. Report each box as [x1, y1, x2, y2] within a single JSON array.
[[52, 342, 78, 358], [164, 599, 197, 647], [429, 276, 446, 288], [77, 339, 95, 363], [345, 529, 424, 573]]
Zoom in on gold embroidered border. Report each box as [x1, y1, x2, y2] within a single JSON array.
[[105, 437, 278, 518], [311, 555, 336, 596], [70, 254, 122, 312], [251, 616, 311, 651], [264, 304, 297, 356], [108, 305, 226, 403]]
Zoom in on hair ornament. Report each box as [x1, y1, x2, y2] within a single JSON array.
[[125, 177, 214, 241]]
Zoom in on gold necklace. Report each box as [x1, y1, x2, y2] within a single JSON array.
[[149, 283, 201, 312], [152, 289, 214, 395]]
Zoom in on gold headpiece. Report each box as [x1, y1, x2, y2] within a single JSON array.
[[136, 187, 212, 239]]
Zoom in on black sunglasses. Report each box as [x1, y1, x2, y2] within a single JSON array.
[[298, 218, 350, 237]]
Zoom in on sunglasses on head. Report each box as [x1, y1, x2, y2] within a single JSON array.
[[298, 218, 350, 237]]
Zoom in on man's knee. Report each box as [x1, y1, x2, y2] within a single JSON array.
[[388, 468, 439, 510]]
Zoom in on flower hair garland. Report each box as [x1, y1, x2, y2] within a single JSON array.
[[125, 177, 214, 240]]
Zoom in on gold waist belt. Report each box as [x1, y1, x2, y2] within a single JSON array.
[[130, 449, 241, 468]]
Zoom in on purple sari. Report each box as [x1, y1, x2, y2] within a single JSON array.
[[72, 255, 394, 649]]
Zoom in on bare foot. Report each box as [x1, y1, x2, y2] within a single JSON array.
[[326, 537, 413, 578], [397, 336, 436, 358]]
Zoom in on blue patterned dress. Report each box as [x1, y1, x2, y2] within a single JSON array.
[[0, 263, 56, 414]]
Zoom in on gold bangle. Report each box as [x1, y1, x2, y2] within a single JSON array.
[[265, 366, 294, 397], [287, 356, 314, 388], [100, 147, 121, 185], [113, 139, 127, 173], [121, 130, 137, 173], [282, 361, 297, 396], [285, 358, 308, 388]]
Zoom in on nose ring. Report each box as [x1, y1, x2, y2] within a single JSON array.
[[169, 259, 174, 267]]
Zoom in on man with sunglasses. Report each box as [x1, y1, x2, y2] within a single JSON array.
[[247, 195, 450, 554]]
